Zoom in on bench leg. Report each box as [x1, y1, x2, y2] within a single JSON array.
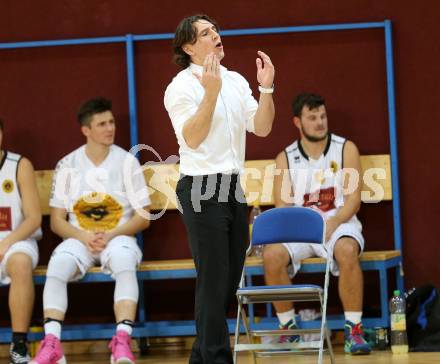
[[396, 262, 405, 294], [379, 266, 389, 327], [137, 280, 150, 355], [138, 336, 150, 356]]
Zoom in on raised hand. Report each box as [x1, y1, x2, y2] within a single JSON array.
[[193, 53, 222, 96], [256, 51, 275, 88]]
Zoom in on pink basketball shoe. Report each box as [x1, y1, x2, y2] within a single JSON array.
[[109, 330, 136, 364], [30, 334, 66, 364]]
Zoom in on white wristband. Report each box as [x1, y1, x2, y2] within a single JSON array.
[[258, 85, 274, 94]]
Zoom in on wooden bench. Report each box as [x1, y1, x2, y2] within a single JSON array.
[[0, 155, 403, 342]]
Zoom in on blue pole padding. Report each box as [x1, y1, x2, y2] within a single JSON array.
[[384, 20, 403, 256], [134, 22, 386, 41], [125, 34, 139, 148], [220, 22, 386, 37], [0, 21, 386, 50], [384, 20, 405, 291], [125, 34, 148, 327], [133, 33, 175, 41], [125, 34, 145, 254], [0, 36, 125, 49]]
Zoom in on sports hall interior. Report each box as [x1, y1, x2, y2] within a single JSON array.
[[0, 1, 439, 363]]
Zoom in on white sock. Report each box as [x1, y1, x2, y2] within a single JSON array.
[[117, 322, 133, 335], [345, 311, 362, 324], [276, 309, 296, 326], [44, 321, 62, 339]]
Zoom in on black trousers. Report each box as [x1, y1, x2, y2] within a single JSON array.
[[176, 173, 248, 364]]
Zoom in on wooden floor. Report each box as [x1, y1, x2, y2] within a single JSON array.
[[63, 347, 440, 363]]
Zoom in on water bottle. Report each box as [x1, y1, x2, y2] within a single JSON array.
[[389, 290, 409, 354], [249, 202, 262, 256]]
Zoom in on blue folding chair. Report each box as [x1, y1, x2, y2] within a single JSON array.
[[233, 207, 335, 364]]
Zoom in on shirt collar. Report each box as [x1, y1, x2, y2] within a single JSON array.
[[188, 62, 228, 76]]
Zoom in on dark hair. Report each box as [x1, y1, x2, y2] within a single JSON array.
[[292, 93, 326, 117], [0, 118, 3, 131], [173, 14, 219, 69], [77, 97, 112, 126]]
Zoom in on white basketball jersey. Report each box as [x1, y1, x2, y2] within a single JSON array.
[[285, 134, 346, 213], [49, 145, 151, 232], [0, 151, 42, 239]]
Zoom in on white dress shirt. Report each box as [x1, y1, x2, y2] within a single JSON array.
[[164, 63, 258, 176]]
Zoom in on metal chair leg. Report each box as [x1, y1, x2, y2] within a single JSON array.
[[318, 261, 331, 364], [233, 300, 242, 364], [318, 293, 325, 364], [325, 326, 335, 364], [239, 306, 257, 364]]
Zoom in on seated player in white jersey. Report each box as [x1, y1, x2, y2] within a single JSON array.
[[0, 118, 42, 364], [263, 93, 371, 355], [30, 98, 151, 364]]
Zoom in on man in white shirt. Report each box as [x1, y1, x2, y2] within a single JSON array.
[[164, 14, 275, 364], [0, 119, 42, 364], [31, 97, 151, 364]]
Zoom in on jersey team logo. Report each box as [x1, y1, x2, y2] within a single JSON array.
[[314, 170, 326, 184], [2, 179, 14, 193], [74, 192, 123, 231], [303, 186, 336, 212], [0, 207, 12, 231], [314, 161, 339, 184]]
